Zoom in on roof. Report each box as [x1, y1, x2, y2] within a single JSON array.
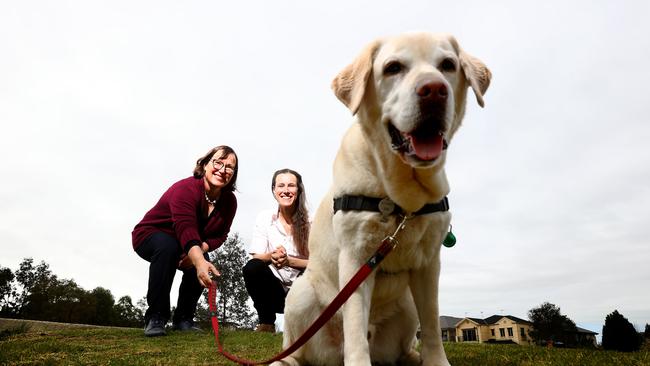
[[459, 317, 488, 325], [441, 315, 596, 335], [446, 314, 533, 327], [439, 316, 463, 329], [483, 315, 532, 325], [571, 326, 598, 335]]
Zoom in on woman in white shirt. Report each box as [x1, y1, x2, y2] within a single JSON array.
[[243, 168, 310, 332]]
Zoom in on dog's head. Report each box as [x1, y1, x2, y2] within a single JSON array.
[[332, 33, 491, 169]]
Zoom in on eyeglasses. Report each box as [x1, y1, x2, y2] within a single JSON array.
[[211, 159, 235, 174]]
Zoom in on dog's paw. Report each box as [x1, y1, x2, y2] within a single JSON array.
[[269, 357, 301, 366], [421, 355, 451, 366], [396, 349, 421, 366]]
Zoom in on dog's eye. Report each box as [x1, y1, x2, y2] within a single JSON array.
[[383, 61, 404, 76], [439, 58, 457, 72]]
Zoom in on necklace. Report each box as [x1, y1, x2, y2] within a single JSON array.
[[205, 191, 218, 205]]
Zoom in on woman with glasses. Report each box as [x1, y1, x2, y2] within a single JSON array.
[[132, 146, 238, 337], [243, 168, 310, 332]]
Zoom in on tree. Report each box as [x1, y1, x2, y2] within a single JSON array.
[[13, 258, 59, 320], [6, 258, 145, 327], [48, 278, 90, 323], [114, 295, 144, 327], [201, 233, 255, 329], [528, 302, 577, 346], [12, 258, 99, 325], [135, 296, 148, 322], [0, 265, 17, 316], [90, 287, 116, 325], [644, 323, 650, 339], [602, 310, 642, 352]]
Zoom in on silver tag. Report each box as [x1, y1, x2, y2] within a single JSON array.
[[378, 198, 395, 222]]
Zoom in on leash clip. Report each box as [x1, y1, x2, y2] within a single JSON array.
[[388, 214, 410, 240], [375, 214, 411, 260]]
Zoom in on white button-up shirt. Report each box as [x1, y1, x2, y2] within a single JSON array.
[[248, 209, 304, 290]]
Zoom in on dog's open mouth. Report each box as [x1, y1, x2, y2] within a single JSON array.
[[389, 122, 448, 162]]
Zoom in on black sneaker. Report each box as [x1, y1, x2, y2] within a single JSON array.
[[172, 319, 202, 332], [144, 315, 167, 337]]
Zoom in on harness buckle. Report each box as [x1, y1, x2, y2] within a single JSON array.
[[378, 198, 396, 222]]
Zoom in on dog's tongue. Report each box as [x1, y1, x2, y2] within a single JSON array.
[[409, 133, 444, 161]]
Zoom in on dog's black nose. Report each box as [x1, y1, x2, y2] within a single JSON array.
[[416, 80, 448, 103]]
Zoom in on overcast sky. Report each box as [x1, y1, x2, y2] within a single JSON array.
[[2, 1, 649, 336]]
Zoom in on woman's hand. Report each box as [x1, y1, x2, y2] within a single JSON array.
[[271, 246, 288, 269], [178, 242, 210, 270], [188, 245, 220, 287]]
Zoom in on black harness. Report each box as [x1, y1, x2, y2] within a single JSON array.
[[333, 195, 449, 217]]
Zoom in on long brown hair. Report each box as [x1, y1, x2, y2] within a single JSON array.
[[272, 168, 309, 258], [193, 145, 239, 192]]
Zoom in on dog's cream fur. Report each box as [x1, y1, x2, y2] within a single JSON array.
[[272, 33, 491, 366]]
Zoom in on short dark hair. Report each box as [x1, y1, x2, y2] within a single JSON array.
[[193, 145, 239, 192]]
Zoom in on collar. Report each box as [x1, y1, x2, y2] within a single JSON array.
[[333, 195, 449, 218]]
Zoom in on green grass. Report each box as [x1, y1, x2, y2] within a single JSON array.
[[1, 321, 648, 365], [0, 322, 31, 342], [443, 342, 649, 366], [0, 325, 281, 365]]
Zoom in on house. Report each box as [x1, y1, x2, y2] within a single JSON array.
[[439, 316, 463, 342], [454, 315, 534, 345], [561, 326, 599, 347], [438, 314, 599, 347]]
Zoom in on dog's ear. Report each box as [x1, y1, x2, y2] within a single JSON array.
[[459, 51, 491, 108], [331, 40, 381, 115]]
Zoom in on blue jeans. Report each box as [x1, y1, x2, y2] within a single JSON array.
[[135, 231, 207, 324]]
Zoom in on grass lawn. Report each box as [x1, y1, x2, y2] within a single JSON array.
[[1, 319, 649, 365]]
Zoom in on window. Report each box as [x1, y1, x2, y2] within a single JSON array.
[[520, 328, 526, 338], [507, 328, 513, 337], [491, 329, 495, 336], [462, 328, 477, 342], [499, 328, 505, 337]]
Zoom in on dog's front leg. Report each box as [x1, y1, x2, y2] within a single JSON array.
[[410, 260, 450, 366], [339, 247, 375, 366]]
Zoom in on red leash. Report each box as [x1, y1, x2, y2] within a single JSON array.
[[208, 217, 408, 365]]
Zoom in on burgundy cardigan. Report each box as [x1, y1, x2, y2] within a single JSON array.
[[132, 176, 237, 252]]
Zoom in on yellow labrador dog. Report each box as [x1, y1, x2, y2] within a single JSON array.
[[274, 32, 491, 366]]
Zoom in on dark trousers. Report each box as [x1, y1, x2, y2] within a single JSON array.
[[242, 258, 287, 325], [135, 231, 207, 324]]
